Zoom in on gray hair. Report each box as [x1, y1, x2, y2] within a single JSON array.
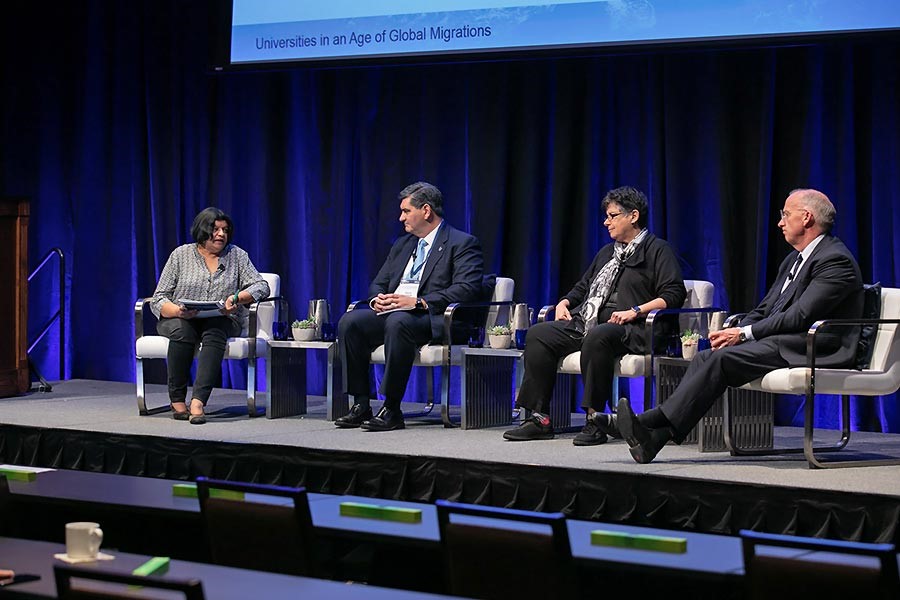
[[399, 181, 444, 217], [790, 188, 835, 233]]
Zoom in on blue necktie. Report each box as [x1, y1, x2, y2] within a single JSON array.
[[409, 239, 428, 280]]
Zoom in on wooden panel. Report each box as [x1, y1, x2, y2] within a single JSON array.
[[0, 198, 29, 397]]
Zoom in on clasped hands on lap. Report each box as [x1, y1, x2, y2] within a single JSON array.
[[371, 293, 417, 313]]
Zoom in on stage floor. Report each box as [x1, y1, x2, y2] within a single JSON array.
[[2, 379, 899, 498]]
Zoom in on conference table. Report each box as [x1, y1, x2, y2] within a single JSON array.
[[0, 536, 457, 600], [5, 468, 332, 560], [7, 468, 754, 580]]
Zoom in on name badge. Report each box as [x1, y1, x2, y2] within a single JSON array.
[[394, 281, 420, 298]]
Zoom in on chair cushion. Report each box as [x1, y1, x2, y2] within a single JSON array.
[[135, 335, 170, 359], [740, 365, 900, 396], [370, 344, 464, 366], [557, 351, 648, 376], [854, 282, 881, 370], [136, 335, 268, 360]]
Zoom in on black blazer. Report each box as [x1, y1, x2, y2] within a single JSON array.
[[564, 232, 687, 353], [368, 222, 485, 341], [741, 234, 863, 367]]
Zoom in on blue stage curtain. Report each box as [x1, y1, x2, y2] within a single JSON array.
[[2, 1, 898, 432]]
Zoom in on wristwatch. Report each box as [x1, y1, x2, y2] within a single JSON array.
[[631, 305, 642, 315], [415, 298, 426, 310], [739, 330, 747, 343]]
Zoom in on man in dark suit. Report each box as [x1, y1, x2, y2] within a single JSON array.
[[614, 188, 864, 463], [336, 181, 484, 432]]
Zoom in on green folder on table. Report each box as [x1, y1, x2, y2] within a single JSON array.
[[0, 466, 38, 482], [591, 529, 687, 554], [172, 483, 245, 500], [339, 501, 423, 523]]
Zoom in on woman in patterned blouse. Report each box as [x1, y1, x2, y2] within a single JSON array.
[[150, 207, 270, 424]]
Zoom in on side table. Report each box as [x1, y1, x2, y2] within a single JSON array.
[[266, 340, 345, 420], [459, 347, 524, 429], [655, 357, 774, 452]]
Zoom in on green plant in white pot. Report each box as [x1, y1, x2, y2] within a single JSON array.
[[292, 318, 318, 341], [680, 329, 700, 360], [487, 324, 512, 349]]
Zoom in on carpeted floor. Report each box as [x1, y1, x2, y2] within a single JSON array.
[[2, 379, 899, 498]]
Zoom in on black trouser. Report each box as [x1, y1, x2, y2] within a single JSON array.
[[157, 316, 240, 406], [515, 320, 632, 415], [338, 307, 433, 410], [659, 337, 789, 442]]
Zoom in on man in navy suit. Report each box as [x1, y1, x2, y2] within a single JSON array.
[[613, 188, 864, 462], [336, 182, 484, 431]]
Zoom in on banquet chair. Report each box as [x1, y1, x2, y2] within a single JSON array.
[[54, 564, 205, 600], [344, 275, 514, 427], [538, 279, 718, 423], [740, 529, 898, 600], [726, 285, 900, 468], [435, 500, 575, 600], [134, 273, 284, 418], [196, 477, 317, 577]]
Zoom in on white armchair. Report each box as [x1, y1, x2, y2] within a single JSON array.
[[539, 280, 718, 425], [345, 277, 515, 427], [727, 286, 900, 468], [134, 272, 283, 417]]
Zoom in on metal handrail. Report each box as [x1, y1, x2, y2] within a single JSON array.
[[27, 247, 66, 379]]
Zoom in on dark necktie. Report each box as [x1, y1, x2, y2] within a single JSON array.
[[771, 254, 804, 313]]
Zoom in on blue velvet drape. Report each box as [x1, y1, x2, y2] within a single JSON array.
[[3, 2, 898, 431]]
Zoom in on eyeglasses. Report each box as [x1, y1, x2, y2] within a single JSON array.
[[604, 212, 626, 221], [779, 208, 808, 220]]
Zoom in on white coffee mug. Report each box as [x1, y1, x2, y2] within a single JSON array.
[[65, 522, 103, 559]]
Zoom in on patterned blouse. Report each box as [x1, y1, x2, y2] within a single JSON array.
[[150, 243, 270, 332]]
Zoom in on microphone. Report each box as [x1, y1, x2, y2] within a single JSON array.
[[217, 263, 225, 272]]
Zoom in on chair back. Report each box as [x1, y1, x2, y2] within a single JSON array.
[[54, 564, 205, 600], [196, 477, 315, 577], [680, 279, 715, 332], [867, 287, 900, 375], [436, 500, 575, 600], [484, 277, 515, 329], [248, 272, 280, 339], [740, 530, 898, 600]]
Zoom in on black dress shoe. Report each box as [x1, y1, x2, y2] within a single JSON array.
[[334, 404, 373, 428], [616, 398, 669, 464], [361, 407, 405, 432], [572, 415, 607, 446], [503, 412, 554, 441]]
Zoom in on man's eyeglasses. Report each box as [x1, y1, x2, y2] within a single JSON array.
[[779, 208, 808, 220], [604, 212, 627, 221]]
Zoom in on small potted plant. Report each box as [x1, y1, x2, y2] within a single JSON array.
[[291, 318, 318, 342], [487, 324, 512, 349], [680, 329, 700, 360]]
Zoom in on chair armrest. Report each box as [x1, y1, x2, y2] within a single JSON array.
[[247, 295, 289, 339], [805, 317, 900, 373], [134, 297, 154, 342], [537, 304, 556, 323], [346, 300, 369, 312], [725, 313, 747, 328], [442, 300, 515, 347]]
